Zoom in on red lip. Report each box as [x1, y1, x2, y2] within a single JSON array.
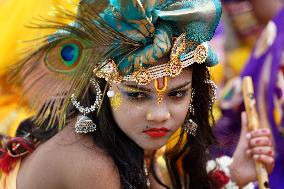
[[143, 127, 170, 138]]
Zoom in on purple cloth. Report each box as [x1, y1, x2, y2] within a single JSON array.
[[212, 6, 284, 189]]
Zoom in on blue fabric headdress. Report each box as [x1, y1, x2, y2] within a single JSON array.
[[9, 0, 222, 128], [82, 0, 222, 75]]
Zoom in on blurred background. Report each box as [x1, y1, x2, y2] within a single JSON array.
[[0, 0, 283, 188], [0, 0, 78, 135]]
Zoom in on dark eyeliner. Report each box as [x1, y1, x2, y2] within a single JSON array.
[[118, 87, 149, 101], [169, 89, 189, 98]]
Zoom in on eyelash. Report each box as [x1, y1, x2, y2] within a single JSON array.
[[122, 90, 189, 101], [122, 91, 149, 101], [169, 90, 189, 99]]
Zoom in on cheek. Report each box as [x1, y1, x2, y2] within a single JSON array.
[[111, 99, 145, 131], [170, 101, 189, 127]]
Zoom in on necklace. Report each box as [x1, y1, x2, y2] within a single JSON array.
[[144, 160, 150, 188]]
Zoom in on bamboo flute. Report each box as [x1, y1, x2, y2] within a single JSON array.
[[242, 76, 270, 189]]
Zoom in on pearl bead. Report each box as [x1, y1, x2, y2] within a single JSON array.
[[107, 90, 115, 97]]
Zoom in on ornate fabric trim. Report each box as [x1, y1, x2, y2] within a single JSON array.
[[95, 33, 209, 85]]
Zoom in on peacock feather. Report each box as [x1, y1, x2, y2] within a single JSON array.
[[8, 0, 142, 129]]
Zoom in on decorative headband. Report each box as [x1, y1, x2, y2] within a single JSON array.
[[95, 33, 209, 85]]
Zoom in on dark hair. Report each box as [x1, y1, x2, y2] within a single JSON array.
[[180, 63, 218, 188], [148, 63, 218, 189], [15, 63, 218, 189]]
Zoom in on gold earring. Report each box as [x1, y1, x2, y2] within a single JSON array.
[[184, 119, 198, 136]]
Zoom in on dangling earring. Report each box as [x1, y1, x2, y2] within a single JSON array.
[[184, 88, 198, 136], [71, 78, 102, 133], [184, 119, 198, 136], [205, 79, 217, 109], [189, 88, 195, 115]]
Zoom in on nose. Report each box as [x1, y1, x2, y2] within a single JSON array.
[[146, 103, 171, 123]]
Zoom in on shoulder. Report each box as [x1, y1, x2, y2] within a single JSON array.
[[59, 127, 121, 189], [17, 124, 120, 189]]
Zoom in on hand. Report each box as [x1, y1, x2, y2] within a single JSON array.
[[229, 112, 275, 187]]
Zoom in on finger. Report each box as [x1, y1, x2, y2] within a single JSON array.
[[241, 112, 249, 140], [241, 112, 248, 134], [246, 128, 272, 140], [249, 136, 272, 147], [253, 154, 275, 173], [246, 146, 275, 158]]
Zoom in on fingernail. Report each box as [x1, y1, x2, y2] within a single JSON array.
[[255, 139, 261, 144], [246, 133, 251, 139], [268, 150, 273, 156]]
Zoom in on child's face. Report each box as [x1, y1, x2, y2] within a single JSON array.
[[110, 69, 192, 150]]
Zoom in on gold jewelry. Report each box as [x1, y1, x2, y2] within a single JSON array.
[[184, 119, 198, 136], [154, 76, 168, 104], [94, 59, 123, 84], [205, 79, 217, 108], [95, 33, 209, 86], [144, 160, 150, 187]]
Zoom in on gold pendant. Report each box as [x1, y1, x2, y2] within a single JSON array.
[[154, 76, 168, 104]]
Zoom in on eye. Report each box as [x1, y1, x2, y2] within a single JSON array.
[[169, 90, 188, 99], [124, 92, 148, 101]]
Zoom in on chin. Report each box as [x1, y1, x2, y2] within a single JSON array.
[[138, 139, 167, 150]]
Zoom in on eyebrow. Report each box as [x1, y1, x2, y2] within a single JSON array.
[[122, 81, 192, 92], [170, 81, 192, 91], [122, 84, 151, 92]]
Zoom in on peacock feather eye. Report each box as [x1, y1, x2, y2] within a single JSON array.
[[60, 43, 80, 67], [45, 39, 84, 74]]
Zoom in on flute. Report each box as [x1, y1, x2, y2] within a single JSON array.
[[242, 76, 270, 189]]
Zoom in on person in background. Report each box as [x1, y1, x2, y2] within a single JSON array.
[[0, 1, 275, 188], [213, 1, 284, 188]]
